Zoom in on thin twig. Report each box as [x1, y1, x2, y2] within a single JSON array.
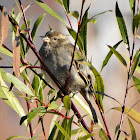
[[116, 1, 139, 139], [18, 0, 33, 42]]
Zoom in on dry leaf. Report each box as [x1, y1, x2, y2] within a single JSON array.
[[20, 65, 29, 73], [1, 6, 9, 45], [13, 26, 20, 77]]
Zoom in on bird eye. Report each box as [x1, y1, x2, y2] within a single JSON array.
[[53, 37, 57, 40]]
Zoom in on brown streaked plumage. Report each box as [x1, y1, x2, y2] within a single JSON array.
[[39, 30, 98, 123]]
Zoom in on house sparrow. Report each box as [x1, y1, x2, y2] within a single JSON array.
[[39, 30, 98, 123]]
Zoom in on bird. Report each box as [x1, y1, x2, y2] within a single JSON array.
[[39, 30, 98, 123]]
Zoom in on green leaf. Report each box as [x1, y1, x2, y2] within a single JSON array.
[[130, 50, 140, 78], [80, 6, 90, 57], [112, 107, 140, 123], [115, 2, 129, 50], [63, 95, 71, 113], [128, 118, 137, 140], [47, 101, 58, 110], [49, 103, 63, 134], [78, 134, 94, 140], [0, 46, 13, 57], [57, 0, 63, 5], [101, 40, 123, 71], [67, 27, 84, 54], [56, 118, 67, 140], [107, 45, 127, 67], [67, 116, 74, 137], [133, 76, 140, 93], [129, 0, 136, 15], [27, 107, 43, 126], [7, 135, 27, 140], [99, 128, 110, 140], [0, 69, 34, 97], [0, 73, 27, 127], [69, 11, 79, 19], [31, 13, 46, 41], [26, 14, 46, 53], [48, 123, 58, 140], [62, 0, 69, 13], [133, 14, 140, 34], [115, 124, 120, 134], [32, 72, 40, 96], [36, 0, 66, 24], [55, 120, 70, 140]]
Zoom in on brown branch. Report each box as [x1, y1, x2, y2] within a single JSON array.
[[0, 6, 94, 139]]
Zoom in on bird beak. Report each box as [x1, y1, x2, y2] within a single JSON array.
[[40, 36, 50, 43]]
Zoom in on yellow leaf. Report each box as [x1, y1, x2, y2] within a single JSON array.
[[113, 107, 140, 124]]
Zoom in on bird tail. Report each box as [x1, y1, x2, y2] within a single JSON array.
[[80, 89, 98, 124], [85, 94, 98, 123]]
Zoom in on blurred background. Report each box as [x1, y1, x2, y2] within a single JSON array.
[[0, 0, 140, 139]]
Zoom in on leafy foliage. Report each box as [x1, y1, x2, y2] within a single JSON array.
[[0, 0, 140, 140]]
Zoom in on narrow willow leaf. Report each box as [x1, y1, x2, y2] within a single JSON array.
[[48, 123, 58, 140], [1, 6, 9, 45], [57, 0, 63, 5], [128, 118, 137, 140], [78, 134, 94, 140], [95, 91, 121, 105], [0, 69, 34, 97], [99, 128, 110, 140], [67, 116, 74, 137], [112, 107, 140, 123], [31, 13, 46, 41], [13, 26, 20, 77], [132, 14, 140, 35], [115, 2, 129, 50], [80, 6, 90, 57], [101, 40, 123, 71], [56, 118, 67, 140], [69, 11, 79, 19], [83, 61, 104, 111], [7, 135, 27, 140], [80, 10, 112, 30], [55, 121, 70, 140], [36, 0, 66, 24], [27, 107, 43, 126], [0, 74, 27, 127], [133, 76, 140, 93], [67, 27, 84, 54], [0, 45, 13, 57], [115, 124, 120, 134], [107, 45, 127, 67], [129, 0, 136, 16], [63, 95, 71, 113], [47, 101, 58, 110], [130, 50, 140, 78], [32, 72, 40, 96], [49, 103, 63, 134], [62, 0, 69, 13]]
